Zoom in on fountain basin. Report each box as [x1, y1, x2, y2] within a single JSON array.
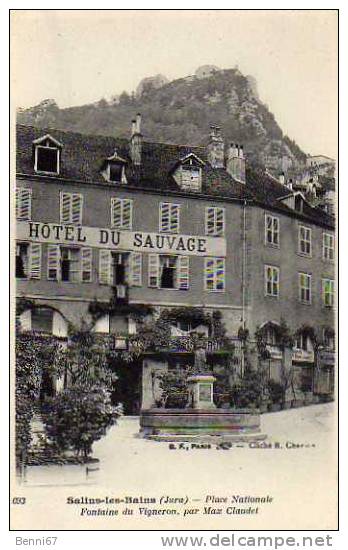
[[139, 408, 266, 442]]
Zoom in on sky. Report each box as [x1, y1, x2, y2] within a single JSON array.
[[11, 10, 338, 158]]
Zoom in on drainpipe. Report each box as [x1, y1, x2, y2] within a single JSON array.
[[241, 199, 248, 376], [242, 199, 247, 331]]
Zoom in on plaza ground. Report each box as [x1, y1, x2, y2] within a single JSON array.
[[13, 403, 337, 530]]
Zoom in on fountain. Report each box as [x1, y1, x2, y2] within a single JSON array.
[[140, 339, 266, 442]]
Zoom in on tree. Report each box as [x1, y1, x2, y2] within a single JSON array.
[[15, 329, 63, 468], [41, 325, 121, 459]]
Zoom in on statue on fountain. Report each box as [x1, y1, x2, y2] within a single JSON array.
[[187, 334, 216, 409]]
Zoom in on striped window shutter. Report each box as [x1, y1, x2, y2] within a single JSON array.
[[205, 207, 215, 235], [29, 243, 41, 279], [160, 203, 170, 232], [111, 198, 133, 229], [81, 247, 92, 282], [148, 254, 160, 287], [111, 198, 122, 228], [216, 208, 225, 236], [16, 188, 32, 220], [47, 244, 60, 280], [60, 192, 71, 223], [160, 203, 180, 233], [171, 204, 180, 233], [99, 249, 112, 285], [72, 194, 83, 224], [177, 255, 189, 290], [123, 199, 133, 230], [216, 258, 225, 291], [129, 252, 142, 286]]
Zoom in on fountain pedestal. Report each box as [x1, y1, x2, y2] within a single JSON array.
[[187, 374, 216, 410]]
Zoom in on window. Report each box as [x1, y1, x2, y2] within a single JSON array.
[[47, 245, 92, 282], [181, 165, 201, 191], [31, 308, 54, 333], [265, 214, 279, 246], [264, 265, 280, 297], [295, 195, 303, 213], [109, 163, 124, 183], [16, 188, 32, 220], [61, 248, 80, 282], [322, 279, 334, 307], [111, 198, 133, 229], [148, 254, 189, 290], [295, 333, 308, 351], [99, 250, 142, 287], [60, 192, 83, 225], [205, 207, 225, 236], [299, 272, 311, 304], [323, 233, 334, 261], [204, 257, 225, 292], [36, 147, 59, 173], [323, 328, 335, 350], [16, 242, 29, 278], [298, 225, 312, 256], [159, 203, 180, 233], [16, 242, 41, 279]]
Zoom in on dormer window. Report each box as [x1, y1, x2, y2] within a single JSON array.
[[109, 163, 123, 183], [103, 150, 128, 184], [33, 134, 62, 175], [181, 164, 201, 190], [172, 153, 204, 192]]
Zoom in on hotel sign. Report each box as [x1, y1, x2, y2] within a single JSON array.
[[16, 221, 226, 257]]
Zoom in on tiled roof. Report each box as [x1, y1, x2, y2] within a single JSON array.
[[16, 124, 334, 229]]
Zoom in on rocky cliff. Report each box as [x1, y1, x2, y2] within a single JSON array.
[[17, 67, 307, 172]]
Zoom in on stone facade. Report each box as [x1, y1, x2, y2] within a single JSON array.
[[15, 121, 336, 411]]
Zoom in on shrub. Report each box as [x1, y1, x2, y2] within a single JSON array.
[[158, 367, 191, 408], [267, 379, 284, 404], [230, 371, 264, 408], [43, 384, 121, 459]]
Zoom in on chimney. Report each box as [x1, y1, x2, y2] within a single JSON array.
[[279, 172, 285, 185], [226, 142, 246, 184], [287, 178, 293, 191], [130, 113, 142, 166], [207, 125, 224, 168]]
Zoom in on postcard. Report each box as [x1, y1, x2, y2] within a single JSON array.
[[10, 9, 338, 531]]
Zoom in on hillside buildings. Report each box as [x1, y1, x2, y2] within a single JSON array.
[[15, 117, 335, 412]]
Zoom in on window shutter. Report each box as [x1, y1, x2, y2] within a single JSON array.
[[111, 198, 122, 228], [204, 257, 214, 290], [205, 207, 215, 235], [47, 244, 60, 280], [123, 199, 133, 230], [216, 208, 224, 236], [160, 203, 170, 232], [60, 192, 71, 223], [29, 243, 41, 279], [148, 254, 159, 288], [16, 188, 32, 220], [171, 204, 180, 233], [177, 255, 189, 290], [99, 249, 112, 285], [81, 247, 92, 282], [72, 194, 82, 224], [129, 252, 142, 287], [216, 258, 225, 291]]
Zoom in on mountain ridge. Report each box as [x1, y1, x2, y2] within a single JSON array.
[[17, 67, 308, 173]]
